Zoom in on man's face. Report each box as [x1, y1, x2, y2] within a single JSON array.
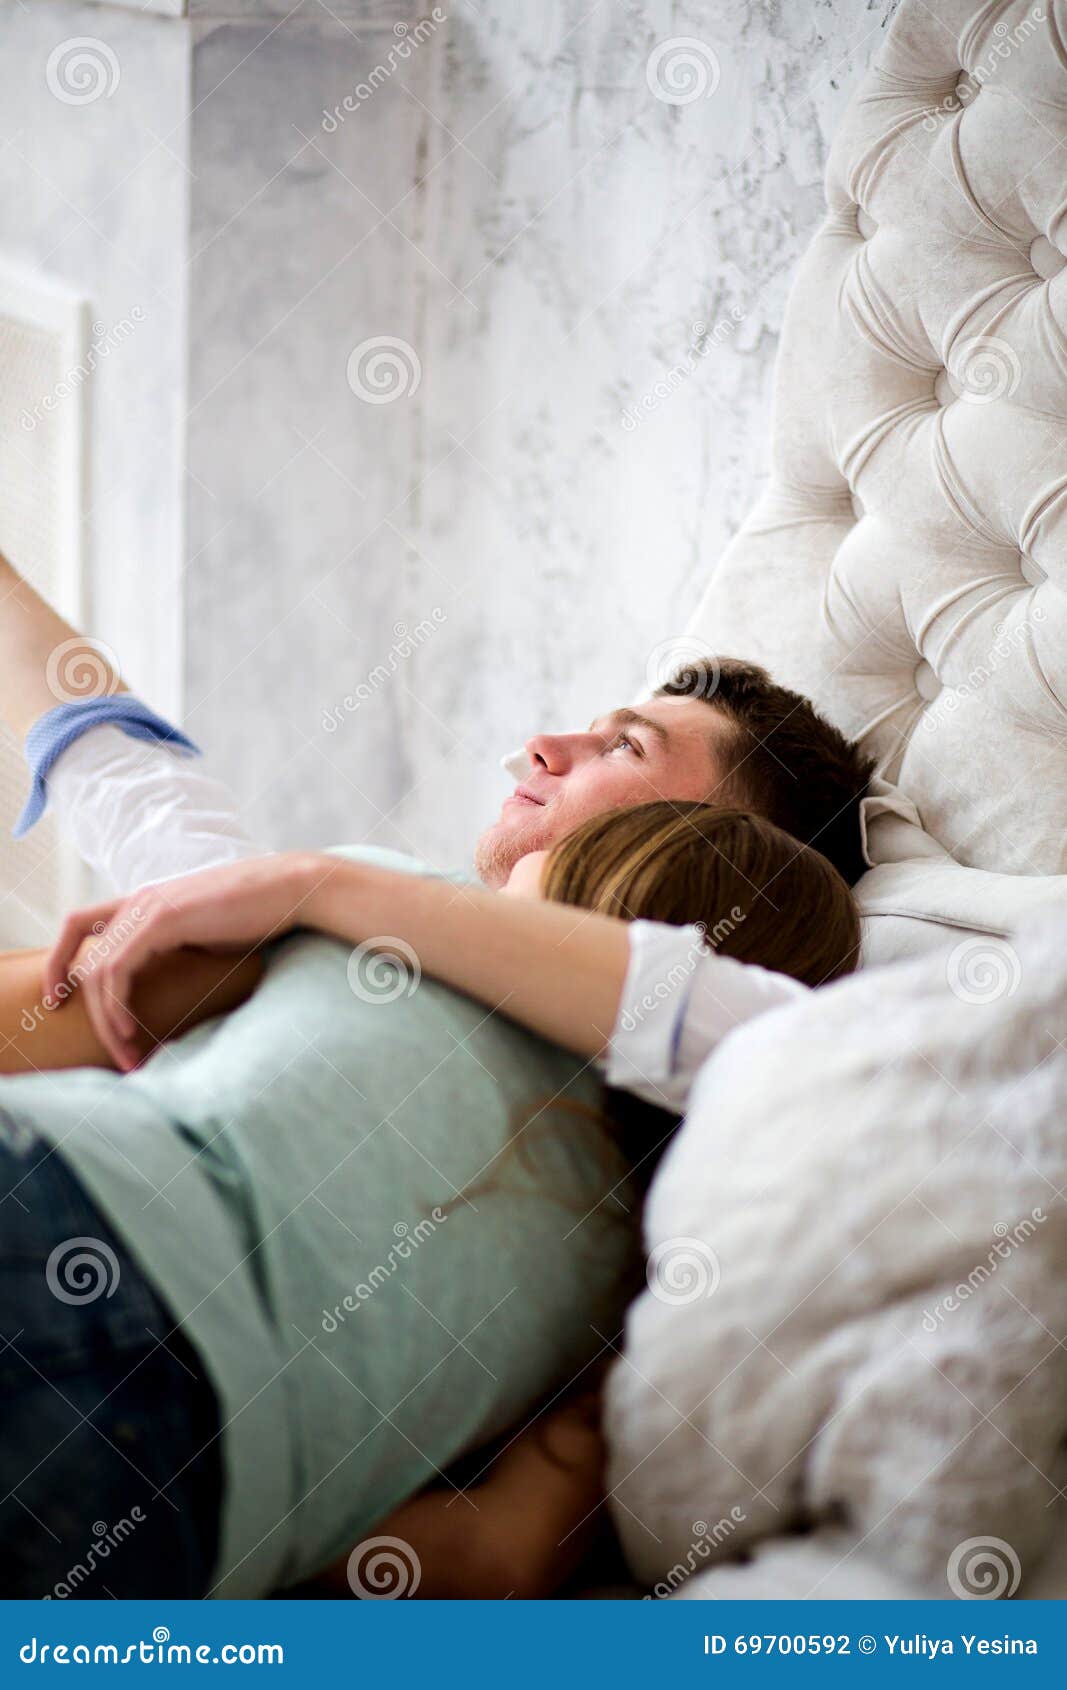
[[473, 694, 731, 886]]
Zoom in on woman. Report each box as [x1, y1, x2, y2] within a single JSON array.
[[3, 800, 858, 1597]]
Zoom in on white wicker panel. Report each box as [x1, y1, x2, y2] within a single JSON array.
[[0, 270, 88, 947]]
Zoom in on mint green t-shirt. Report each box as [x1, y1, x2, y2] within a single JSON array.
[[0, 849, 640, 1595]]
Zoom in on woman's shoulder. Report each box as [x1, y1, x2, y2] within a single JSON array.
[[324, 843, 474, 886]]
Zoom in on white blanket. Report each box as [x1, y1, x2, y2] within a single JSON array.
[[605, 908, 1067, 1600]]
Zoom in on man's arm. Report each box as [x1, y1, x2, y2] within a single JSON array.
[[0, 552, 125, 738]]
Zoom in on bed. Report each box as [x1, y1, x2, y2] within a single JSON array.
[[604, 0, 1067, 1602]]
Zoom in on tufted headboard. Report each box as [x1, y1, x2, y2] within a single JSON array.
[[687, 0, 1067, 964]]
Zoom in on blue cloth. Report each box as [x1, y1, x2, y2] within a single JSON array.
[[0, 1112, 221, 1597], [14, 696, 200, 838]]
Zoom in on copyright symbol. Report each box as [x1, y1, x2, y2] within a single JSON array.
[[858, 1636, 877, 1654]]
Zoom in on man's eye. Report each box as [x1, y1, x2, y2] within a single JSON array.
[[608, 733, 640, 756]]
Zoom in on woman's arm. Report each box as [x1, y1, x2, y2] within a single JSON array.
[[43, 853, 632, 1071], [0, 942, 263, 1074], [0, 552, 126, 739]]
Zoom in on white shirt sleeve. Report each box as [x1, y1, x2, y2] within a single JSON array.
[[45, 725, 268, 893], [598, 918, 810, 1113]]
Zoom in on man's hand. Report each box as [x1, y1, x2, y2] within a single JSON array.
[[44, 851, 332, 1069]]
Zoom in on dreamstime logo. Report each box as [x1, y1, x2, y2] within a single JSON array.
[[44, 1512, 146, 1600], [322, 11, 447, 130], [921, 10, 1045, 131], [921, 1207, 1045, 1332], [921, 608, 1046, 731], [346, 936, 422, 1003], [20, 911, 145, 1038], [950, 336, 1021, 405], [620, 927, 722, 1035], [45, 1237, 120, 1306], [646, 1236, 720, 1305], [645, 636, 720, 698], [322, 1209, 447, 1331], [46, 37, 120, 105], [19, 309, 146, 434], [620, 311, 746, 431], [947, 1536, 1022, 1599], [347, 1535, 422, 1599], [946, 937, 1021, 1004], [346, 336, 421, 404], [646, 37, 721, 104], [644, 1508, 747, 1598], [45, 638, 120, 704], [322, 611, 447, 731]]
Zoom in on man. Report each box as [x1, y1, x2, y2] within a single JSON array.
[[0, 550, 871, 1599], [0, 552, 871, 899]]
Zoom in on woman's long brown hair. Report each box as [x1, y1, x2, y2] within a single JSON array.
[[452, 801, 860, 1216], [541, 800, 860, 988]]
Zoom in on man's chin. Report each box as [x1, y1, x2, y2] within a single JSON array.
[[472, 816, 545, 887]]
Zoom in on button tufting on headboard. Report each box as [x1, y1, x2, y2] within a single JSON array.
[[685, 0, 1067, 927], [913, 660, 940, 702], [1029, 235, 1066, 278]]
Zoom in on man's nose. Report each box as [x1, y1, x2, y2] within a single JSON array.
[[524, 732, 597, 775]]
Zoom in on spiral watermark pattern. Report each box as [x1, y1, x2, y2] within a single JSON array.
[[946, 937, 1021, 1005], [346, 936, 422, 1004], [46, 38, 121, 106], [346, 336, 422, 404], [646, 37, 721, 105], [646, 1236, 720, 1305], [645, 636, 720, 698], [950, 336, 1021, 405], [45, 637, 121, 704], [346, 1535, 422, 1599], [947, 1536, 1021, 1599], [45, 1237, 121, 1306]]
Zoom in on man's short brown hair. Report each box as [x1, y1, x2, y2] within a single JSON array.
[[656, 657, 874, 886]]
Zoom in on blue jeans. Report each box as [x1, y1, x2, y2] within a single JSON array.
[[0, 1111, 222, 1597]]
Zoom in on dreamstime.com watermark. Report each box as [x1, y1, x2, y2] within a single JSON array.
[[322, 1210, 447, 1331], [19, 311, 146, 433], [947, 1535, 1022, 1600], [43, 1513, 146, 1600], [322, 611, 446, 731], [646, 37, 721, 104], [45, 1236, 121, 1307], [346, 335, 422, 403], [345, 1535, 422, 1598], [19, 1629, 283, 1666], [921, 10, 1045, 130], [620, 311, 745, 432], [46, 37, 120, 106], [321, 11, 447, 131], [644, 1508, 747, 1598], [20, 910, 144, 1038], [646, 1235, 721, 1305], [644, 635, 720, 697], [922, 608, 1046, 730], [921, 1208, 1046, 1332], [619, 923, 734, 1037], [946, 936, 1022, 1005]]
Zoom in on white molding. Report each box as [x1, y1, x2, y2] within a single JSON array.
[[89, 1, 187, 16], [85, 1, 412, 19], [0, 264, 88, 628], [0, 264, 91, 926]]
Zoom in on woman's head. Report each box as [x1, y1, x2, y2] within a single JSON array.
[[511, 801, 860, 987]]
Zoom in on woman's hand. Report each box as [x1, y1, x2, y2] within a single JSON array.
[[43, 851, 331, 1070]]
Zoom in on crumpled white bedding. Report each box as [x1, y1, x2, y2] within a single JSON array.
[[604, 905, 1067, 1599]]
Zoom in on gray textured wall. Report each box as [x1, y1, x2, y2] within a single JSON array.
[[3, 0, 898, 873]]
